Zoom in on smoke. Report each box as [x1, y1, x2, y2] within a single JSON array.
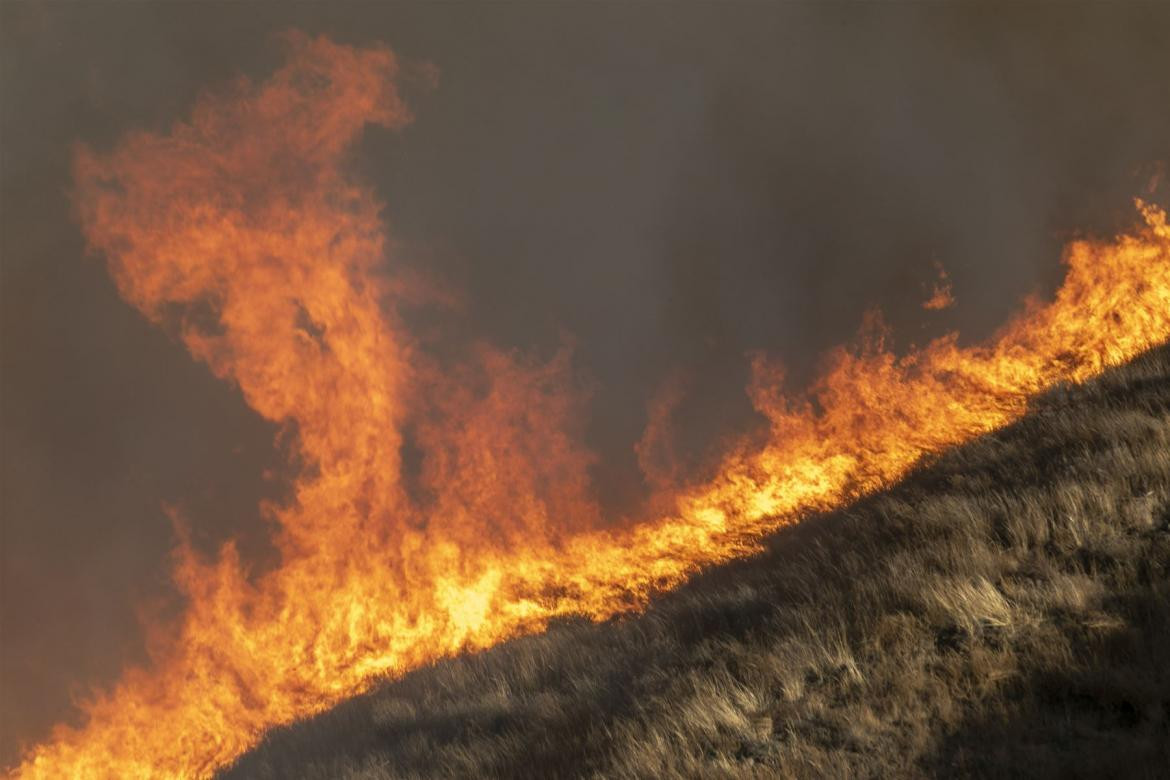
[[4, 1, 1170, 767]]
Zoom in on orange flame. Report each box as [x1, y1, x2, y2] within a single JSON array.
[[13, 34, 1170, 778], [923, 263, 956, 310]]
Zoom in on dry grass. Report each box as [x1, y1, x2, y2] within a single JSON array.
[[221, 346, 1170, 779]]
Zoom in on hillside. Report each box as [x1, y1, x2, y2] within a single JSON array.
[[221, 345, 1170, 779]]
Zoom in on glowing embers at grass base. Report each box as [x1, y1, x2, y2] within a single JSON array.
[[15, 32, 1170, 779]]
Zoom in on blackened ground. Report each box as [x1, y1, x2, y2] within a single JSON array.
[[222, 346, 1170, 779]]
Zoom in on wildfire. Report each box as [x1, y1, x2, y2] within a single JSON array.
[[13, 34, 1170, 779]]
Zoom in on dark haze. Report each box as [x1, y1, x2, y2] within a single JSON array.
[[3, 2, 1170, 765]]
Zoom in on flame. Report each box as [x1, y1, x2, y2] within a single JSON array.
[[923, 263, 956, 310], [13, 34, 1170, 779]]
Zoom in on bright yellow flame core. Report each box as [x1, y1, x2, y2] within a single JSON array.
[[15, 35, 1170, 779]]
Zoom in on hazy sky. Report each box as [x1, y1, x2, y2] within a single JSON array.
[[3, 2, 1170, 764]]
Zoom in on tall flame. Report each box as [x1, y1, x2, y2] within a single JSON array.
[[14, 34, 1170, 778]]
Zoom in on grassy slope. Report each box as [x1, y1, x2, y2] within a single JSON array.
[[222, 346, 1170, 779]]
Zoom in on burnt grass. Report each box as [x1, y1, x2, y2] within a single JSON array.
[[221, 345, 1170, 779]]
